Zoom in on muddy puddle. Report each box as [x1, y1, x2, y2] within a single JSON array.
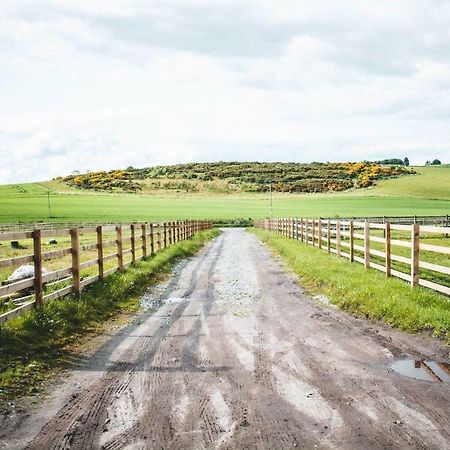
[[389, 359, 450, 383]]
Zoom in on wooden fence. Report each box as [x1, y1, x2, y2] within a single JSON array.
[[255, 218, 450, 296], [319, 215, 449, 227], [0, 215, 448, 233], [0, 220, 212, 325]]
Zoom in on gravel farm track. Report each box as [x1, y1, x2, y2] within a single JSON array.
[[1, 229, 449, 449]]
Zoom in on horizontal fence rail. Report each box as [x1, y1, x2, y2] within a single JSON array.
[[0, 220, 212, 325], [255, 218, 450, 297]]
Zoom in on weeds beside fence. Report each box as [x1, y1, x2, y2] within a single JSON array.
[[255, 218, 450, 296], [0, 220, 212, 324]]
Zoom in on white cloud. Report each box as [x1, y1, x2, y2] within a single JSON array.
[[0, 0, 449, 183]]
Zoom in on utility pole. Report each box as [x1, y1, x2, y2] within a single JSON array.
[[269, 182, 273, 219], [47, 189, 52, 218]]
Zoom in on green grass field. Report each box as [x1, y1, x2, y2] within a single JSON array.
[[0, 166, 448, 223], [370, 165, 450, 200]]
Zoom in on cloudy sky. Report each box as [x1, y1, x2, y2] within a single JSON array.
[[1, 0, 449, 183]]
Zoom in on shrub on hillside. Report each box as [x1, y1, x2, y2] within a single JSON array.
[[57, 161, 414, 194]]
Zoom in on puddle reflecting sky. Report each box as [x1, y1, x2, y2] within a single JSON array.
[[390, 359, 450, 383]]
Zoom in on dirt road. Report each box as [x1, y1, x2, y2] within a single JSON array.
[[2, 229, 450, 449]]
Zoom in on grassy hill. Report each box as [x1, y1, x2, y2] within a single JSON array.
[[0, 164, 448, 224], [369, 165, 450, 200], [57, 161, 413, 194]]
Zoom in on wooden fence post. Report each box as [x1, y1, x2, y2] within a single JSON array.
[[385, 222, 391, 277], [141, 224, 147, 259], [130, 224, 136, 264], [349, 220, 354, 262], [116, 225, 124, 270], [312, 220, 316, 246], [336, 219, 341, 257], [305, 219, 309, 244], [364, 220, 370, 269], [318, 219, 322, 249], [327, 219, 331, 254], [71, 228, 81, 297], [157, 223, 161, 251], [164, 222, 167, 247], [411, 223, 420, 286], [33, 229, 43, 308], [97, 225, 104, 281], [150, 223, 155, 255]]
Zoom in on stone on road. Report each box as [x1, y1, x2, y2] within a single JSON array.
[[2, 228, 450, 449]]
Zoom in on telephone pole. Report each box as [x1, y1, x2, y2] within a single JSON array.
[[47, 189, 52, 218], [269, 182, 273, 219]]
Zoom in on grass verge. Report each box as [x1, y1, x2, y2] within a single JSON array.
[[252, 229, 450, 343], [0, 229, 219, 400]]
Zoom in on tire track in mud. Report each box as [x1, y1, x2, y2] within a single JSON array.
[[80, 236, 226, 450], [248, 240, 448, 449], [7, 229, 450, 450], [26, 241, 219, 450]]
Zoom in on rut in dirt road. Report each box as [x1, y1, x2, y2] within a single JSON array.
[[3, 228, 450, 449]]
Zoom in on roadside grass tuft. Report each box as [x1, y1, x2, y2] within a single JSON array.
[[0, 229, 219, 399], [252, 229, 450, 343]]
